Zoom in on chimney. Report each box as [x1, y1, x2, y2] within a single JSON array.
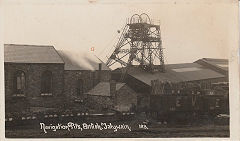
[[98, 63, 102, 82], [110, 80, 116, 98]]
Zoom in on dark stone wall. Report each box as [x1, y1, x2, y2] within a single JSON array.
[[5, 63, 65, 112], [115, 85, 137, 111], [63, 70, 111, 100], [5, 62, 111, 113], [85, 95, 113, 112], [97, 70, 111, 82]]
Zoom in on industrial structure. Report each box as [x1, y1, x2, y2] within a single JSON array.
[[106, 13, 165, 81], [106, 14, 228, 85]]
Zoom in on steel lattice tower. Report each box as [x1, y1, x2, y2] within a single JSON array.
[[106, 13, 165, 80]]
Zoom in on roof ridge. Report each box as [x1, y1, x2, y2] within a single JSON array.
[[4, 44, 54, 48], [202, 58, 228, 61]]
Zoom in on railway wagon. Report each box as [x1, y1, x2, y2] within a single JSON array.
[[201, 94, 229, 116], [149, 94, 202, 122], [149, 93, 229, 122]]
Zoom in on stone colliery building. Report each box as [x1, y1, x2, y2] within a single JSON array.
[[4, 44, 111, 113], [4, 44, 65, 113]]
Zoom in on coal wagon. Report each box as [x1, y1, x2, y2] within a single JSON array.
[[149, 81, 229, 123]]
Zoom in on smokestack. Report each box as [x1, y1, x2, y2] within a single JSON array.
[[98, 63, 102, 82]]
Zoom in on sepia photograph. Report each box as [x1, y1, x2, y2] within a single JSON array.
[[1, 0, 239, 139]]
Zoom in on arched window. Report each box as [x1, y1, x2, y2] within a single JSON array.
[[41, 71, 52, 95], [14, 70, 26, 96]]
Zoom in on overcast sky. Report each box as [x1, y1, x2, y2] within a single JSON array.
[[3, 0, 238, 68]]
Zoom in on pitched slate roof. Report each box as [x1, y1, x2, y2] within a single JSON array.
[[86, 82, 125, 96], [126, 62, 225, 86], [57, 50, 111, 71], [4, 44, 64, 64]]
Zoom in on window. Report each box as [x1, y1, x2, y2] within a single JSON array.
[[77, 79, 84, 95], [13, 70, 26, 97], [41, 71, 52, 96]]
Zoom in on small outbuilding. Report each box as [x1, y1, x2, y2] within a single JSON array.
[[85, 81, 137, 112]]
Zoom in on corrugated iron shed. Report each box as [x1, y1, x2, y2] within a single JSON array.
[[4, 44, 64, 64], [126, 63, 225, 86]]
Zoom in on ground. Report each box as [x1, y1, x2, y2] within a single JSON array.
[[5, 120, 229, 138]]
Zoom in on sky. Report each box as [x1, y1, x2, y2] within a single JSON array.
[[3, 0, 238, 69]]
